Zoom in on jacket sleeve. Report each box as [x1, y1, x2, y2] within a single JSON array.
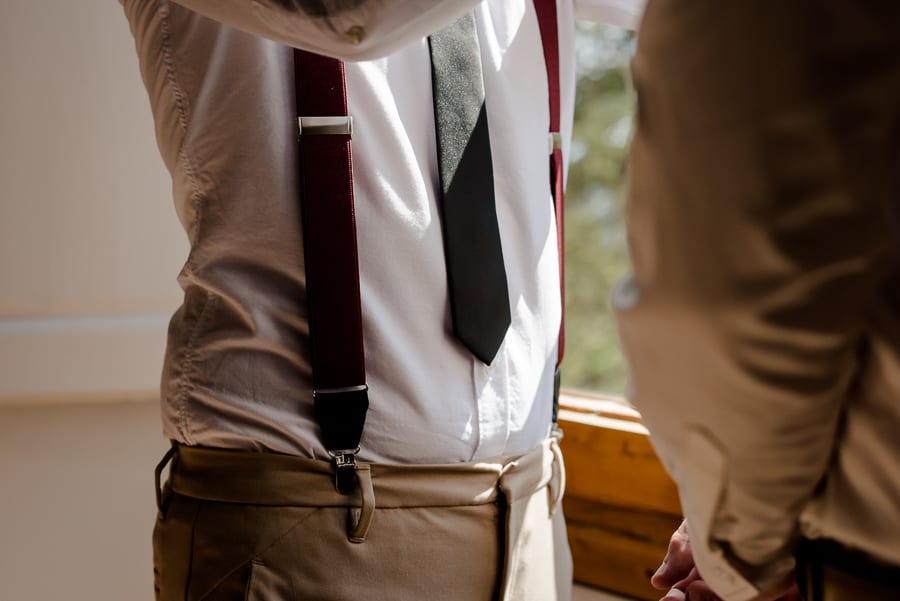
[[614, 2, 898, 599], [160, 0, 479, 61], [574, 0, 647, 29]]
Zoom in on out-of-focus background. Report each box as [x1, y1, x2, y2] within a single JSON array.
[[564, 21, 634, 393], [1, 3, 185, 599], [0, 4, 635, 600]]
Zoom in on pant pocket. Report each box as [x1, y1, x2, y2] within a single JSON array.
[[244, 561, 277, 601], [153, 495, 202, 601], [192, 559, 276, 601], [187, 503, 321, 601], [248, 504, 502, 601], [194, 563, 253, 601]]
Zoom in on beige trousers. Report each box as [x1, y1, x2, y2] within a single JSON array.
[[153, 438, 572, 601]]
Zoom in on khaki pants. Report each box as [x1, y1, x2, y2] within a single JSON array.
[[154, 438, 572, 601]]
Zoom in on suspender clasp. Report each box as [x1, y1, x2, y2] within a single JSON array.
[[329, 448, 360, 495]]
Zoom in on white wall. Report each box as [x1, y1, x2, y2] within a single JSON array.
[[0, 2, 183, 599]]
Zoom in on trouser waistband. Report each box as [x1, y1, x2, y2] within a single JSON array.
[[157, 437, 565, 542], [797, 538, 900, 601]]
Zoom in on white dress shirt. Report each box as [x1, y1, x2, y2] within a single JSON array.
[[121, 0, 645, 463]]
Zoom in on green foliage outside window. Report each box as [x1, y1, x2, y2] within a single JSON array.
[[562, 22, 635, 394]]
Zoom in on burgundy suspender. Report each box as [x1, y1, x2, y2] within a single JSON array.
[[294, 3, 565, 492], [533, 0, 566, 370], [293, 49, 368, 494]]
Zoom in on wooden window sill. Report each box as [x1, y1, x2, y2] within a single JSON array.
[[559, 390, 682, 601]]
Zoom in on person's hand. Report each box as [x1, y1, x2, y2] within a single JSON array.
[[652, 520, 719, 600], [652, 520, 804, 601]]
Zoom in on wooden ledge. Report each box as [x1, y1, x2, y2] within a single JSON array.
[[559, 393, 682, 601]]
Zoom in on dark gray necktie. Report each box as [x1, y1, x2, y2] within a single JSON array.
[[429, 12, 511, 365]]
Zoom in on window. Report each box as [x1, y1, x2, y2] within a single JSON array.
[[563, 22, 636, 396]]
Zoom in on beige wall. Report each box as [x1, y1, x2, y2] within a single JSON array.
[[0, 2, 181, 599], [0, 0, 187, 405], [0, 402, 164, 601]]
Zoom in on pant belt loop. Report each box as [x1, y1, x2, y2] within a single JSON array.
[[548, 434, 566, 516], [154, 443, 177, 518], [348, 464, 375, 543]]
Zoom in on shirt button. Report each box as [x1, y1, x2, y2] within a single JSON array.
[[345, 25, 365, 45]]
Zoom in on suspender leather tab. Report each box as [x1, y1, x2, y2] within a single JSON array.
[[314, 386, 369, 470], [552, 366, 561, 425]]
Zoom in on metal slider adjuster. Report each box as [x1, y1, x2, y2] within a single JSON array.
[[329, 447, 360, 495], [298, 115, 353, 137], [548, 131, 562, 154]]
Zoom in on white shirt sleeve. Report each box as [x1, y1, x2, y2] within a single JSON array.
[[162, 0, 480, 60], [574, 0, 647, 29]]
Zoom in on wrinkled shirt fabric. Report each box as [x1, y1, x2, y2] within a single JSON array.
[[121, 0, 645, 463]]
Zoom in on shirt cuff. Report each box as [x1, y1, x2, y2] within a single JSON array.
[[679, 427, 795, 601]]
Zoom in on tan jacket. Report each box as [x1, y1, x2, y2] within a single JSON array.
[[616, 1, 900, 599]]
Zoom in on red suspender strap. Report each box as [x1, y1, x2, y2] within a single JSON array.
[[534, 0, 566, 423], [533, 0, 566, 370], [293, 49, 368, 494]]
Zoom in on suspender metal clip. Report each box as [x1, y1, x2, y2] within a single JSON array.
[[329, 447, 360, 495]]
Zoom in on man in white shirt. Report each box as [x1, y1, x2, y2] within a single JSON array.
[[121, 1, 644, 599]]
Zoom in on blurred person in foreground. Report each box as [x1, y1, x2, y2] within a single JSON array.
[[615, 2, 900, 600]]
